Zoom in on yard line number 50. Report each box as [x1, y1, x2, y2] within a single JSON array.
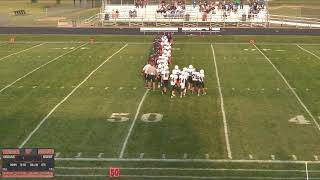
[[107, 113, 163, 123]]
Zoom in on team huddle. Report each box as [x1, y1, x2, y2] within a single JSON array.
[[142, 34, 206, 98]]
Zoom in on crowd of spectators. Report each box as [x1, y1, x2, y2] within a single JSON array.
[[135, 0, 148, 8], [194, 0, 265, 20], [111, 9, 119, 19], [156, 0, 186, 18]]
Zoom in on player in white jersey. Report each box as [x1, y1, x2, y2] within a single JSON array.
[[187, 65, 195, 90], [161, 67, 170, 94], [170, 73, 179, 98], [172, 65, 181, 76], [179, 70, 188, 98], [191, 70, 200, 94], [199, 69, 206, 95]]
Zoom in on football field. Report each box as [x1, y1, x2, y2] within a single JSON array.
[[0, 35, 320, 179]]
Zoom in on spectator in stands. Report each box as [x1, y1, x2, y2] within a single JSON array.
[[129, 9, 137, 18], [115, 9, 119, 18], [111, 9, 115, 18], [193, 0, 197, 8]]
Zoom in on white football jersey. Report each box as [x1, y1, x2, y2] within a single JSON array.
[[179, 74, 187, 89], [172, 69, 181, 76], [192, 71, 199, 81], [199, 73, 205, 82], [187, 67, 195, 77], [170, 74, 178, 86], [162, 69, 170, 80]]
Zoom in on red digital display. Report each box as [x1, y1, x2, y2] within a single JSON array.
[[109, 167, 120, 178]]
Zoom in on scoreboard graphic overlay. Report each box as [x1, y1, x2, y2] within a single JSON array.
[[1, 148, 54, 178]]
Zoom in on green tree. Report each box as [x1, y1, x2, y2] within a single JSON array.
[[31, 0, 38, 3]]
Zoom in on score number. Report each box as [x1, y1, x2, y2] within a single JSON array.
[[107, 113, 163, 123], [109, 167, 120, 178]]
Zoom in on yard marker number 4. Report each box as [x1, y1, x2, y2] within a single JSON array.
[[107, 113, 163, 123], [289, 115, 311, 125]]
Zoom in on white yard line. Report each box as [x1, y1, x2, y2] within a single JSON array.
[[305, 162, 309, 180], [18, 44, 128, 148], [0, 43, 45, 62], [56, 166, 315, 172], [55, 174, 105, 177], [211, 44, 232, 159], [0, 43, 88, 93], [3, 41, 320, 46], [55, 174, 311, 179], [55, 157, 320, 164], [253, 44, 320, 132], [297, 44, 320, 60], [119, 89, 150, 158]]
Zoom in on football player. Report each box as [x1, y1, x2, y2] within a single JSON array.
[[191, 69, 198, 94], [161, 67, 170, 94], [199, 69, 206, 95], [170, 72, 179, 98], [172, 65, 181, 76], [179, 68, 188, 98], [187, 65, 195, 91]]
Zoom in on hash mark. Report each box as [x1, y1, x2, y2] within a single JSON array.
[[18, 86, 23, 88], [104, 87, 109, 90], [249, 154, 253, 159], [205, 154, 209, 159], [55, 152, 61, 158], [75, 152, 82, 158], [291, 155, 297, 160], [72, 85, 76, 88], [306, 88, 310, 91], [32, 86, 37, 88], [139, 153, 144, 159], [133, 87, 137, 90], [314, 155, 318, 161], [183, 153, 188, 159], [162, 154, 166, 159], [277, 88, 280, 91], [119, 87, 123, 90], [271, 155, 275, 160], [61, 86, 64, 89], [46, 86, 51, 88], [89, 87, 94, 90], [97, 153, 104, 158]]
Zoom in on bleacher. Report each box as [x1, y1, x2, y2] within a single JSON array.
[[102, 4, 267, 23]]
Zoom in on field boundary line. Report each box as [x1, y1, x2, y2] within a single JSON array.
[[0, 43, 88, 93], [3, 41, 320, 46], [211, 44, 232, 159], [55, 174, 310, 179], [253, 44, 320, 132], [18, 43, 128, 148], [119, 89, 150, 158], [55, 157, 320, 164], [305, 162, 309, 180], [297, 44, 320, 60], [0, 43, 45, 62], [55, 166, 314, 172]]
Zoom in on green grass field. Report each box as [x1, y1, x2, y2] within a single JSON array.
[[0, 35, 320, 179], [0, 0, 99, 27]]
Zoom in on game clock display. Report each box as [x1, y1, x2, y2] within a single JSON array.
[[0, 148, 54, 178]]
